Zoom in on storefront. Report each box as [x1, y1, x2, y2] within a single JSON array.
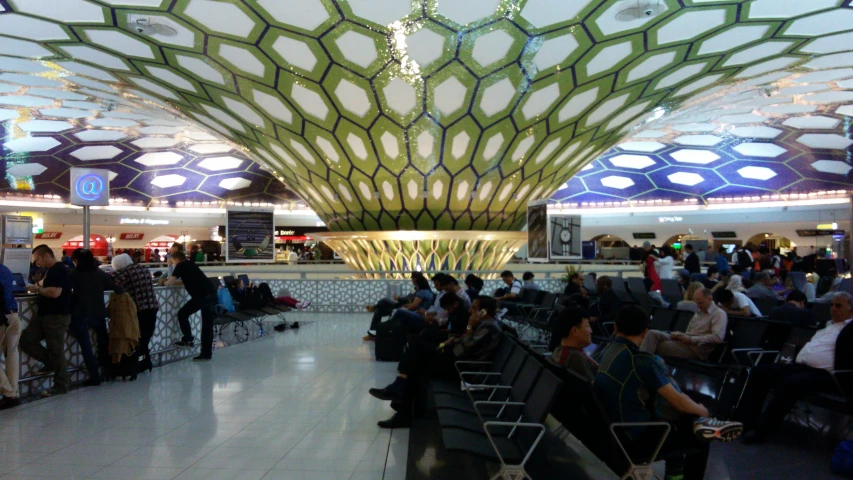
[[61, 234, 109, 257]]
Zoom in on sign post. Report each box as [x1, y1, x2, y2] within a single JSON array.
[[70, 168, 110, 250]]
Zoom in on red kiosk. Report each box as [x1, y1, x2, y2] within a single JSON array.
[[62, 234, 108, 257]]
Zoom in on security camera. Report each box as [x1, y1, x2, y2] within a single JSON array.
[[644, 8, 654, 15]]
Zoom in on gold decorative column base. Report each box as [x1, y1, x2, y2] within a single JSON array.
[[310, 231, 527, 278]]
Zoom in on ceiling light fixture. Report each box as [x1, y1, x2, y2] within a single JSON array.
[[128, 16, 177, 37], [616, 0, 665, 21]]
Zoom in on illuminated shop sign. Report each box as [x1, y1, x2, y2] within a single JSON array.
[[120, 218, 170, 226]]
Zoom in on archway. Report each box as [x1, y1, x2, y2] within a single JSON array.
[[590, 234, 629, 259], [746, 233, 793, 253]]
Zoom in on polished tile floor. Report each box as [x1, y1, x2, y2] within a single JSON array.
[[0, 313, 406, 480]]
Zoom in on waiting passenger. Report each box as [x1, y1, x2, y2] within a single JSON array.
[[736, 292, 853, 443], [379, 275, 435, 334], [21, 245, 72, 396], [549, 307, 597, 382], [654, 246, 675, 281], [683, 244, 700, 275], [69, 249, 116, 386], [588, 276, 621, 333], [111, 253, 160, 373], [0, 262, 20, 409], [746, 271, 779, 301], [726, 274, 747, 293], [368, 296, 502, 429], [595, 305, 742, 480], [703, 266, 721, 290], [230, 279, 309, 310], [463, 274, 484, 300], [522, 271, 539, 290], [164, 252, 217, 361], [676, 282, 705, 314], [641, 288, 727, 360], [364, 272, 425, 340], [424, 275, 471, 333], [717, 288, 761, 317], [768, 290, 813, 327], [495, 270, 523, 301], [803, 272, 819, 302]]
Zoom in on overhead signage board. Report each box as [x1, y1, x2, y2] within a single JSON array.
[[632, 232, 656, 239], [70, 168, 110, 207], [120, 233, 145, 240], [712, 231, 738, 239], [35, 232, 62, 239], [120, 218, 170, 226], [226, 209, 275, 263], [797, 229, 845, 237]]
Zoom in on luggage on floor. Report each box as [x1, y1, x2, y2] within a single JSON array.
[[109, 347, 139, 381], [375, 318, 406, 362]]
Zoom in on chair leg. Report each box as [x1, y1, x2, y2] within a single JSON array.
[[490, 466, 530, 480]]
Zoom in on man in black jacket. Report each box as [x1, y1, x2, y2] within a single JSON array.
[[684, 244, 701, 275], [769, 290, 813, 327], [737, 292, 853, 442], [588, 275, 621, 338]]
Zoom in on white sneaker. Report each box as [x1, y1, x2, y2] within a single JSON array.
[[301, 300, 311, 309], [295, 301, 304, 310]]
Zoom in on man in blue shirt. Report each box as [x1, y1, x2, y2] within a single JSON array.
[[0, 263, 19, 409], [595, 305, 741, 480]]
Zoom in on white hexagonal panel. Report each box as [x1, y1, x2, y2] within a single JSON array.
[[218, 177, 252, 190], [804, 92, 853, 104], [671, 123, 718, 132], [783, 116, 840, 130], [380, 131, 399, 159], [626, 52, 677, 83], [74, 130, 127, 142], [253, 89, 293, 124], [0, 108, 21, 122], [600, 176, 635, 190], [346, 133, 368, 160], [668, 172, 704, 187], [291, 84, 329, 120], [6, 163, 47, 177], [257, 0, 329, 31], [670, 149, 720, 165], [480, 78, 516, 116], [748, 0, 837, 19], [698, 25, 769, 55], [176, 55, 225, 85], [797, 134, 853, 150], [673, 135, 722, 147], [812, 160, 853, 176], [520, 0, 593, 29], [335, 31, 377, 69], [334, 79, 371, 117], [608, 154, 655, 169], [315, 136, 340, 163], [732, 143, 787, 158], [717, 114, 767, 124], [198, 156, 243, 171], [150, 174, 187, 189], [10, 0, 106, 23], [738, 166, 777, 181], [135, 152, 183, 167], [838, 106, 853, 117], [433, 76, 467, 116], [132, 137, 181, 149], [218, 44, 265, 77], [557, 87, 599, 122], [657, 9, 727, 46], [272, 35, 317, 71], [70, 145, 123, 161], [531, 33, 579, 72], [183, 0, 255, 37], [472, 29, 515, 69], [382, 78, 417, 116], [405, 28, 445, 70], [3, 137, 60, 153], [586, 41, 633, 77], [84, 29, 154, 59], [761, 104, 817, 115], [188, 144, 232, 155], [347, 0, 410, 26], [522, 83, 560, 120], [18, 120, 73, 133], [730, 126, 782, 139]]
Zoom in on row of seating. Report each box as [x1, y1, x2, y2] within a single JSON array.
[[207, 276, 291, 341]]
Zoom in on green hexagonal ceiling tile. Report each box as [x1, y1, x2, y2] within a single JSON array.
[[457, 20, 527, 78], [335, 118, 380, 177], [248, 0, 340, 34], [373, 64, 425, 127], [259, 28, 330, 82], [322, 65, 380, 129], [370, 117, 409, 175], [321, 21, 391, 77], [277, 70, 336, 131], [173, 0, 265, 44], [512, 73, 567, 129], [575, 34, 645, 85], [471, 67, 527, 126], [520, 25, 592, 80], [442, 116, 480, 175]]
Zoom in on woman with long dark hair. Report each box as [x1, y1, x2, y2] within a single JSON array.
[[69, 249, 116, 386]]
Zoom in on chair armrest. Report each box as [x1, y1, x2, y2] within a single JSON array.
[[474, 400, 526, 407], [609, 422, 671, 469], [459, 371, 502, 377], [455, 361, 493, 366], [482, 421, 547, 467], [746, 350, 781, 367], [730, 348, 763, 367]]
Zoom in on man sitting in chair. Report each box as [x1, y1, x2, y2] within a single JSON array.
[[640, 288, 728, 360]]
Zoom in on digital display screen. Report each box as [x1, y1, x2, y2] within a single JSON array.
[[3, 216, 32, 245], [226, 210, 275, 263]]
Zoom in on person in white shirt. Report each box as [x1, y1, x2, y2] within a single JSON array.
[[287, 249, 299, 263], [654, 246, 675, 280], [735, 292, 853, 443], [717, 289, 762, 317]]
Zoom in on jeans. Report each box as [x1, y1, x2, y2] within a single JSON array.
[[137, 309, 158, 360], [370, 298, 402, 331], [20, 314, 71, 393], [177, 294, 218, 357], [391, 309, 427, 334], [0, 312, 21, 398], [68, 315, 108, 384]]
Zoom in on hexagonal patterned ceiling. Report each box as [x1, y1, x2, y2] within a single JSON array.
[[1, 0, 853, 231]]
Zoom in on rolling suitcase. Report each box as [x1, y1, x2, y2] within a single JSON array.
[[375, 318, 406, 362]]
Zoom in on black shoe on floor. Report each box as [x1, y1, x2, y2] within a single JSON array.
[[174, 340, 194, 348], [378, 413, 411, 429], [192, 355, 211, 362], [0, 397, 20, 410], [274, 323, 286, 332], [290, 322, 299, 329], [369, 379, 405, 402]]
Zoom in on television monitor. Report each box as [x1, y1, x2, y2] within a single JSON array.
[[226, 209, 275, 263], [549, 214, 582, 260], [672, 242, 682, 250], [526, 201, 549, 262], [3, 216, 32, 245]]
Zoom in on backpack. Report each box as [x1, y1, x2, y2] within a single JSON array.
[[832, 440, 853, 476], [737, 250, 752, 268], [217, 287, 236, 313]]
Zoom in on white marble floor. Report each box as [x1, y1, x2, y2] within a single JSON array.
[[0, 313, 406, 480]]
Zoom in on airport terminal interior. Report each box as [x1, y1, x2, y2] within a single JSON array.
[[2, 0, 853, 478]]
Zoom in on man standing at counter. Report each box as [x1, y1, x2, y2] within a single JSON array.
[[164, 252, 217, 361], [21, 245, 72, 396]]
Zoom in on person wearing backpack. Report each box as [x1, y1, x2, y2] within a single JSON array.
[[0, 262, 20, 409], [111, 253, 159, 373]]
